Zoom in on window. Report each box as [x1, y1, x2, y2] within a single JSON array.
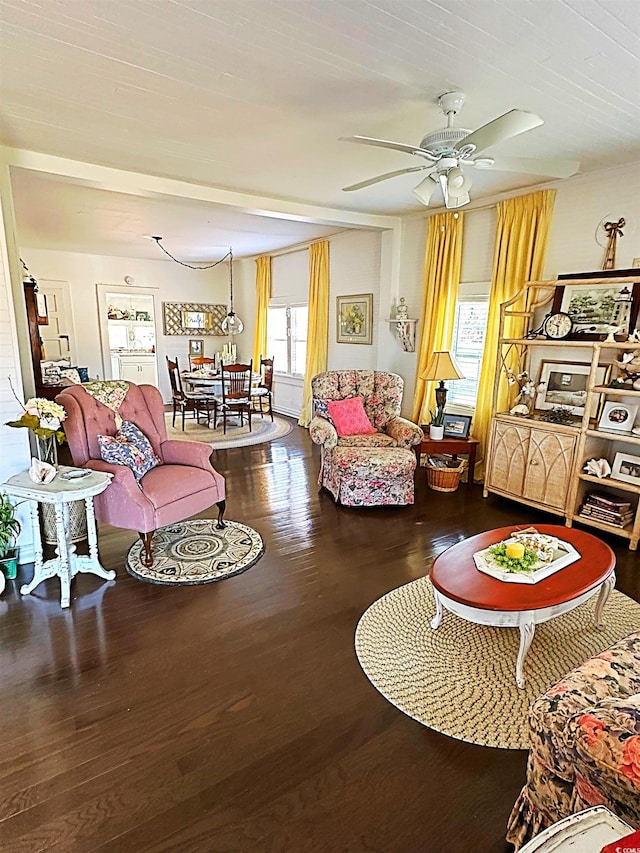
[[267, 304, 308, 376], [447, 295, 490, 409]]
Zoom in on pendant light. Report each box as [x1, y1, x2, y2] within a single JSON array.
[[147, 237, 243, 335], [221, 249, 243, 335]]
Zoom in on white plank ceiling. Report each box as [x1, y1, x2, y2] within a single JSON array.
[[1, 0, 639, 258]]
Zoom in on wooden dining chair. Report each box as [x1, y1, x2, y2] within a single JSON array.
[[166, 356, 217, 430], [189, 355, 216, 370], [251, 356, 274, 421], [219, 361, 253, 434]]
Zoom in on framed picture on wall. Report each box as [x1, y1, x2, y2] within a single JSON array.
[[189, 339, 204, 357], [336, 293, 373, 345]]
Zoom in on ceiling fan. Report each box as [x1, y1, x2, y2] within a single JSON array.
[[341, 92, 580, 209]]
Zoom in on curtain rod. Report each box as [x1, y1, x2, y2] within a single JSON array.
[[248, 229, 354, 262]]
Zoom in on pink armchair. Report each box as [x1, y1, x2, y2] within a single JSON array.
[[57, 383, 226, 567]]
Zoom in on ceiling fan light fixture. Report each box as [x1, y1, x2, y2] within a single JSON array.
[[412, 175, 438, 206], [446, 167, 472, 197], [445, 191, 470, 209], [446, 167, 466, 190]]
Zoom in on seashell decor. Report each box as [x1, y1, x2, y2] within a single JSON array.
[[29, 457, 57, 484], [583, 458, 611, 479]]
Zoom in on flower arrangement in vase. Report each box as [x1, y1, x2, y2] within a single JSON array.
[[5, 382, 67, 466]]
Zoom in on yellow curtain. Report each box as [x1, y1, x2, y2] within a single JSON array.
[[474, 189, 556, 479], [411, 211, 464, 424], [298, 241, 329, 428], [253, 255, 271, 367]]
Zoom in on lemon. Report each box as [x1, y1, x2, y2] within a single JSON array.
[[506, 541, 525, 560]]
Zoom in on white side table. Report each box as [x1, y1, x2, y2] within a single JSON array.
[[519, 806, 633, 851], [2, 466, 115, 608]]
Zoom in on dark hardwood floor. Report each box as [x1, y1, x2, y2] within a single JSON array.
[[1, 422, 639, 853]]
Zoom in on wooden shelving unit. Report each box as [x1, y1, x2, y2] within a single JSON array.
[[483, 271, 640, 550]]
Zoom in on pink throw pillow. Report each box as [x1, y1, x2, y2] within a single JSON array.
[[326, 397, 377, 438]]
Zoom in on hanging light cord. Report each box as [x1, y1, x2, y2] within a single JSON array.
[[151, 236, 232, 271]]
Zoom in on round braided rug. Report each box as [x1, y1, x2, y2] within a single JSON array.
[[355, 576, 640, 749], [165, 413, 293, 449], [126, 519, 264, 585]]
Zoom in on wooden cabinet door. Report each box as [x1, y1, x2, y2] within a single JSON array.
[[119, 361, 140, 383], [487, 421, 530, 496], [522, 429, 576, 510], [138, 359, 158, 386]]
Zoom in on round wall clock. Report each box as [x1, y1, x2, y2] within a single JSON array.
[[543, 312, 573, 339]]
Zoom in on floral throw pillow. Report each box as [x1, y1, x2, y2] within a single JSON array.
[[97, 421, 161, 480], [326, 396, 377, 438]]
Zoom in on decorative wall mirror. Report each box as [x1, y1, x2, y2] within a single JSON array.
[[163, 301, 227, 336]]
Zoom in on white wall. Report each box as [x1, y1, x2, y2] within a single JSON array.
[[235, 230, 383, 417], [544, 166, 640, 277], [20, 248, 231, 402], [0, 166, 34, 563]]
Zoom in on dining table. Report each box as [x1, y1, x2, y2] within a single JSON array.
[[181, 369, 262, 429]]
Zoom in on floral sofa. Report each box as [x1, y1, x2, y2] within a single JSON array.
[[507, 631, 640, 850], [309, 370, 423, 507]]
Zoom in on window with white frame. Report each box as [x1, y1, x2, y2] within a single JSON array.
[[267, 304, 308, 377], [447, 287, 490, 410]]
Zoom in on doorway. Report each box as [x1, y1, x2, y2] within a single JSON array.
[[96, 283, 159, 386], [38, 280, 75, 363]]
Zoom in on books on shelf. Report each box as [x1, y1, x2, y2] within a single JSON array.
[[579, 491, 634, 528]]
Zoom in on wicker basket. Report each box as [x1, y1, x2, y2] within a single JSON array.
[[425, 459, 467, 493]]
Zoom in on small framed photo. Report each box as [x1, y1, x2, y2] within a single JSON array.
[[189, 339, 204, 357], [442, 413, 472, 439], [535, 361, 610, 419], [611, 451, 640, 485], [336, 293, 373, 345], [598, 400, 638, 434]]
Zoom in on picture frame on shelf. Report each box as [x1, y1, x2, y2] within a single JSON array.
[[535, 361, 610, 419], [552, 277, 640, 341], [611, 451, 640, 485], [597, 401, 639, 434], [442, 413, 472, 439], [188, 339, 204, 357], [336, 293, 373, 345]]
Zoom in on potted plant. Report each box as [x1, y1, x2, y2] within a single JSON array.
[[0, 492, 21, 580], [429, 408, 445, 440]]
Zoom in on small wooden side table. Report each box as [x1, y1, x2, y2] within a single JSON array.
[[3, 467, 115, 608], [416, 434, 479, 493]]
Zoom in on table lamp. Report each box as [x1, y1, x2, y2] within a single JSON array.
[[421, 351, 465, 412]]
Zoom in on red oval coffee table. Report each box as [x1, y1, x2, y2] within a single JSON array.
[[429, 525, 616, 688]]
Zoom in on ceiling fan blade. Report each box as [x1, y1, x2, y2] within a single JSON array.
[[455, 109, 543, 156], [342, 166, 430, 192], [341, 135, 437, 161], [473, 155, 580, 178]]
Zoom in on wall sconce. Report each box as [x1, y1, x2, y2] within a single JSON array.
[[386, 297, 417, 352]]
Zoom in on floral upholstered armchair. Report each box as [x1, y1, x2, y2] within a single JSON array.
[[507, 631, 640, 850], [309, 370, 423, 507]]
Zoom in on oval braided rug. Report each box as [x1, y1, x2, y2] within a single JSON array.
[[165, 413, 293, 449], [126, 519, 264, 585], [355, 576, 640, 749]]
